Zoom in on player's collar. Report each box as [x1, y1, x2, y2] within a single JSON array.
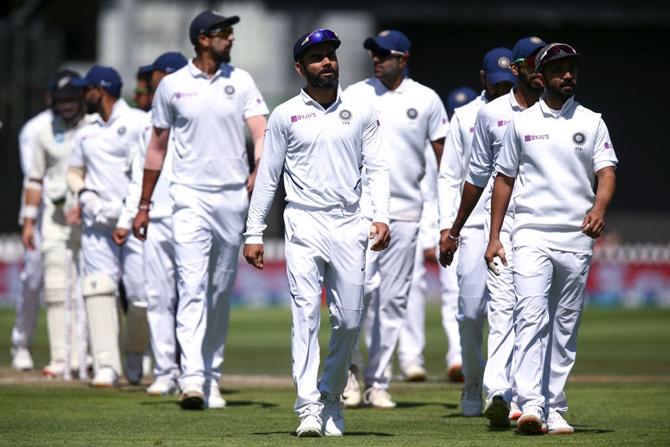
[[373, 76, 409, 93], [96, 98, 129, 126], [187, 59, 223, 80], [539, 95, 576, 118], [299, 85, 343, 111], [508, 88, 524, 111]]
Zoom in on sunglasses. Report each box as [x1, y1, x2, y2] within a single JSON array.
[[370, 48, 406, 59], [209, 26, 233, 39], [537, 43, 578, 68], [301, 29, 339, 48]]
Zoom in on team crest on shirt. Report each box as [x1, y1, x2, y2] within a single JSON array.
[[406, 108, 418, 119], [117, 126, 126, 136], [573, 132, 586, 145], [339, 109, 352, 123], [225, 85, 235, 95]]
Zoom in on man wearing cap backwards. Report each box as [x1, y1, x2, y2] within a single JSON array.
[[484, 42, 617, 435], [115, 52, 188, 397], [341, 30, 447, 409], [244, 29, 390, 436], [133, 10, 268, 410], [393, 85, 479, 386], [440, 37, 546, 425], [67, 65, 149, 387], [21, 70, 92, 378]]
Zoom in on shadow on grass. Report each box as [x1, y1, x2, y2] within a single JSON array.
[[251, 431, 394, 437], [390, 402, 459, 410], [138, 400, 278, 408]]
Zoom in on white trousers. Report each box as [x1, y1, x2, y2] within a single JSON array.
[[12, 213, 44, 350], [482, 219, 516, 402], [456, 225, 489, 386], [285, 203, 367, 413], [170, 183, 247, 390], [513, 245, 591, 413], [396, 242, 427, 368], [363, 219, 419, 390], [439, 251, 462, 368], [144, 217, 179, 380]]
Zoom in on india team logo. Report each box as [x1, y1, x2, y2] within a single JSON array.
[[530, 36, 543, 44], [339, 109, 352, 121], [117, 126, 126, 136], [498, 56, 510, 69], [225, 85, 235, 95], [406, 108, 418, 119], [573, 132, 586, 145]]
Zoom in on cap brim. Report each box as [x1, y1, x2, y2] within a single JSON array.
[[486, 72, 517, 85], [211, 15, 240, 30], [541, 53, 580, 70], [363, 37, 384, 51], [138, 64, 154, 74], [70, 78, 90, 88]]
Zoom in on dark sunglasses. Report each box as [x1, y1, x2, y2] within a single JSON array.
[[209, 26, 233, 39]]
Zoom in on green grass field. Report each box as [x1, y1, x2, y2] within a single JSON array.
[[1, 306, 669, 446]]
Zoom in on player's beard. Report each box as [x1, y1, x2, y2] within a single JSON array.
[[548, 81, 576, 100], [305, 67, 339, 89], [85, 97, 101, 115]]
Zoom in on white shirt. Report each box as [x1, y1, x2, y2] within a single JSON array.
[[151, 60, 269, 189], [496, 96, 618, 253], [419, 143, 439, 249], [438, 91, 488, 230], [70, 99, 148, 228], [244, 87, 390, 244], [345, 77, 447, 222], [19, 109, 52, 176], [29, 114, 95, 202]]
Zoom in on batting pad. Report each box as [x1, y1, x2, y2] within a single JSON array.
[[83, 272, 121, 374]]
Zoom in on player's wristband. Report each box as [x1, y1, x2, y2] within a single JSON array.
[[23, 204, 39, 220], [138, 203, 151, 212], [448, 233, 461, 243]]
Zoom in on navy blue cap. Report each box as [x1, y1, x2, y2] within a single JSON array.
[[189, 10, 239, 46], [293, 29, 341, 62], [137, 65, 154, 76], [482, 47, 516, 85], [363, 30, 411, 54], [512, 36, 546, 62], [71, 65, 123, 97], [140, 52, 188, 75], [446, 87, 478, 117]]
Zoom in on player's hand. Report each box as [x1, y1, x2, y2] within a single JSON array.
[[439, 229, 460, 267], [246, 169, 258, 197], [484, 237, 507, 276], [369, 222, 391, 251], [65, 203, 82, 225], [132, 210, 150, 241], [21, 221, 36, 251], [582, 208, 605, 239], [112, 228, 129, 246], [244, 243, 264, 269], [423, 247, 438, 264]]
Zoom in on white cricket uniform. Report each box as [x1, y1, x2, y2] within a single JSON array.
[[70, 99, 148, 375], [345, 77, 447, 391], [151, 60, 268, 391], [438, 92, 490, 386], [496, 96, 618, 413], [30, 113, 92, 371], [245, 87, 390, 414], [466, 90, 526, 402], [12, 109, 51, 351], [118, 118, 180, 381]]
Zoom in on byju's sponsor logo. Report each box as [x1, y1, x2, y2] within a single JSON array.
[[497, 119, 511, 127], [174, 92, 197, 99], [290, 112, 317, 123], [524, 134, 549, 142]]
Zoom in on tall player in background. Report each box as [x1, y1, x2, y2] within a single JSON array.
[[344, 30, 447, 409], [440, 37, 546, 427], [68, 65, 149, 387], [438, 46, 517, 416], [133, 10, 268, 410], [116, 52, 188, 397]]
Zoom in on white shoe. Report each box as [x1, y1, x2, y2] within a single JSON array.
[[364, 387, 396, 409], [402, 364, 427, 382], [546, 410, 574, 435], [461, 382, 483, 417], [11, 347, 34, 370], [179, 384, 205, 410], [205, 380, 226, 409], [42, 362, 65, 379], [125, 353, 143, 385], [91, 367, 119, 388], [517, 406, 545, 435], [320, 393, 344, 436], [146, 377, 179, 396], [342, 369, 361, 408], [484, 394, 511, 429], [296, 405, 322, 437], [509, 401, 523, 425]]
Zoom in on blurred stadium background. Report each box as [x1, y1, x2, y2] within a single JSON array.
[[1, 0, 669, 309]]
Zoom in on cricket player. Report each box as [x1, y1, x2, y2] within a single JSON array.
[[68, 65, 149, 387], [133, 66, 153, 112], [343, 30, 447, 409], [244, 28, 390, 436], [395, 86, 478, 383], [21, 71, 91, 378], [116, 52, 188, 396], [484, 42, 617, 434], [133, 10, 268, 410], [439, 37, 546, 426]]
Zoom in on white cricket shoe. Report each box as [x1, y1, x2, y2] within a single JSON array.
[[11, 347, 34, 371], [461, 382, 483, 417], [91, 367, 119, 388], [517, 405, 545, 435], [179, 384, 205, 410], [342, 369, 361, 408], [484, 394, 511, 429], [42, 362, 65, 379], [546, 410, 574, 435], [205, 380, 226, 409], [296, 405, 322, 437], [509, 400, 523, 425], [146, 377, 179, 396], [402, 364, 427, 382], [364, 387, 397, 409], [320, 393, 344, 436]]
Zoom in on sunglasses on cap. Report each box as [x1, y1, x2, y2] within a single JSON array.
[[536, 43, 579, 70], [209, 26, 233, 39], [301, 29, 339, 48], [369, 48, 406, 59]]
